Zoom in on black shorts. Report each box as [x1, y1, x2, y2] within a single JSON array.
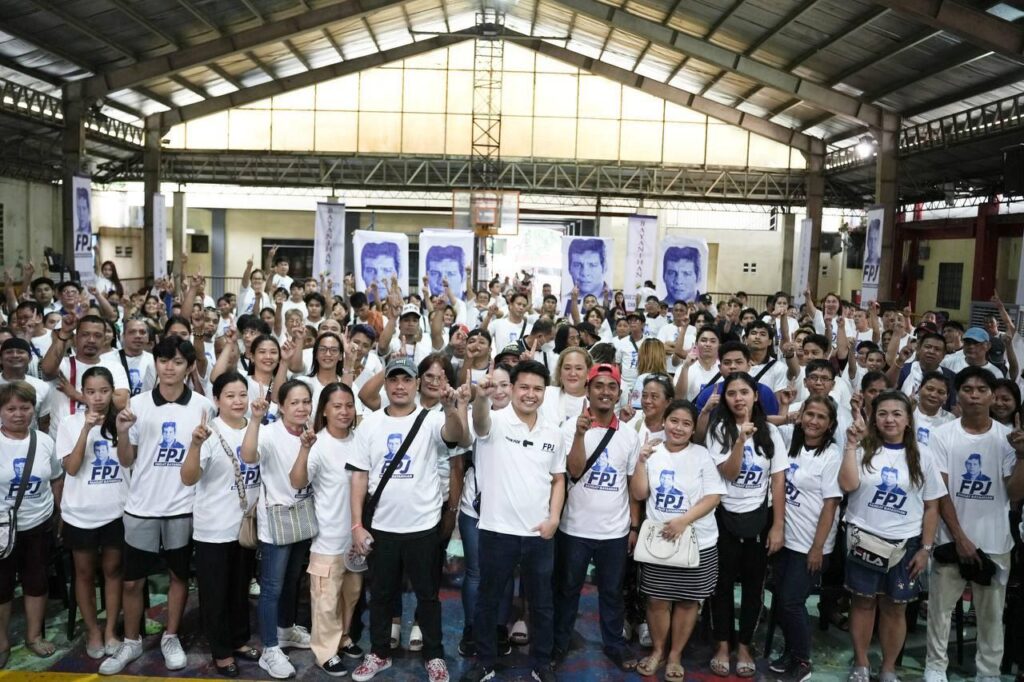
[[63, 518, 124, 551], [122, 514, 194, 582], [0, 520, 52, 602]]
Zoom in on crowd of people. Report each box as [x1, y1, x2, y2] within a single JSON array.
[[1, 251, 1023, 682]]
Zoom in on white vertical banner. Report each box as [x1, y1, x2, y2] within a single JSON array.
[[419, 229, 474, 299], [560, 235, 615, 314], [623, 214, 657, 306], [353, 229, 409, 301], [152, 193, 167, 280], [861, 206, 885, 304], [71, 175, 95, 287], [313, 202, 346, 296], [792, 218, 813, 306]]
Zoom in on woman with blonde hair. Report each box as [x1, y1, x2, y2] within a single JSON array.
[[626, 338, 668, 410], [539, 347, 593, 427]]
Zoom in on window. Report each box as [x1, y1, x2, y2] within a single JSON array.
[[936, 262, 964, 309], [262, 239, 313, 280], [821, 264, 829, 276], [742, 262, 757, 273]]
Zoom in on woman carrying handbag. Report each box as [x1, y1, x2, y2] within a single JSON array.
[[180, 371, 261, 678], [630, 399, 725, 681]]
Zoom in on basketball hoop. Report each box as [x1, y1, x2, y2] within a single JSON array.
[[453, 190, 519, 236]]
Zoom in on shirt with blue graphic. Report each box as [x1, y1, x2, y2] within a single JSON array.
[[559, 420, 639, 540], [643, 442, 727, 550], [0, 430, 61, 531], [707, 423, 788, 513], [194, 419, 260, 543], [931, 419, 1018, 555], [56, 413, 129, 529], [778, 440, 843, 554], [845, 443, 946, 540], [912, 407, 955, 447]]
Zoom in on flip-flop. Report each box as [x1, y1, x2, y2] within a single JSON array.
[[736, 660, 757, 678], [26, 639, 57, 657], [710, 656, 731, 677], [665, 662, 685, 681], [637, 654, 664, 677]]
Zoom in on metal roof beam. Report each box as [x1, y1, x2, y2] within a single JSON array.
[[873, 0, 1024, 64], [108, 0, 179, 48], [69, 0, 407, 99], [900, 66, 1024, 117], [826, 27, 941, 87], [863, 45, 990, 100], [557, 0, 886, 126], [509, 32, 816, 153], [239, 0, 267, 24], [26, 0, 136, 61], [704, 0, 747, 38], [208, 63, 243, 89], [169, 74, 210, 99], [152, 34, 468, 131], [174, 0, 223, 35], [283, 39, 313, 70]]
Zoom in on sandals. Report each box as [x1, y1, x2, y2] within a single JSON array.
[[389, 623, 400, 649], [26, 638, 57, 657], [736, 659, 757, 678], [636, 654, 664, 677], [709, 656, 731, 677], [665, 662, 685, 681]]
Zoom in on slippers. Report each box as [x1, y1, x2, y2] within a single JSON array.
[[736, 660, 757, 678], [637, 654, 664, 677], [605, 649, 638, 672], [26, 638, 57, 657], [510, 620, 529, 646], [0, 649, 8, 669], [710, 656, 731, 677], [665, 662, 685, 681]]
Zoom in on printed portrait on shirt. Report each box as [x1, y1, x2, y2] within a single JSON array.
[[128, 368, 142, 395], [732, 444, 764, 489], [381, 432, 413, 479], [419, 230, 474, 299], [957, 453, 994, 500], [654, 469, 685, 512], [155, 421, 187, 467], [353, 230, 409, 301], [869, 466, 909, 515], [784, 462, 801, 504], [656, 236, 708, 305], [90, 440, 123, 485], [584, 448, 620, 491], [6, 457, 42, 499]]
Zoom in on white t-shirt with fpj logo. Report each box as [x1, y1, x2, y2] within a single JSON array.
[[194, 419, 260, 543], [643, 442, 726, 551], [56, 413, 129, 529], [846, 443, 946, 540], [559, 422, 639, 540], [931, 419, 1018, 555], [778, 441, 843, 554], [0, 430, 62, 531], [912, 407, 955, 447], [707, 424, 788, 513]]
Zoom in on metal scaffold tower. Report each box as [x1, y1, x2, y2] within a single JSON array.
[[470, 9, 504, 191]]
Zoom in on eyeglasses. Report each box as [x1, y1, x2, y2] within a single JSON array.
[[318, 346, 341, 355], [806, 374, 833, 383]]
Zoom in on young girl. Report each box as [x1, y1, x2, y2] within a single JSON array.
[[839, 391, 945, 682], [290, 383, 362, 677], [241, 381, 316, 679], [705, 372, 787, 677], [180, 372, 261, 677], [631, 400, 725, 681], [56, 367, 127, 660], [913, 371, 955, 445], [539, 347, 591, 427], [771, 396, 842, 681]]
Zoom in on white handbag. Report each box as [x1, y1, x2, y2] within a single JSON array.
[[633, 518, 700, 568]]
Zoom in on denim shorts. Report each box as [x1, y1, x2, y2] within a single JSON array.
[[843, 530, 922, 603]]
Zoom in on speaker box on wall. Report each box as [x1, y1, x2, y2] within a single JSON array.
[[1004, 144, 1024, 195]]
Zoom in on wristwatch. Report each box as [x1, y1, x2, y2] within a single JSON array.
[[922, 544, 934, 554]]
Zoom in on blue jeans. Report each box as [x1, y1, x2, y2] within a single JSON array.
[[553, 531, 628, 657], [773, 547, 825, 663], [474, 529, 554, 669], [459, 512, 513, 637], [258, 540, 310, 647]]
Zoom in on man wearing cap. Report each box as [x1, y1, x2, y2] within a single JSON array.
[[924, 367, 1024, 682], [494, 343, 522, 367], [552, 364, 640, 672], [349, 356, 465, 682], [941, 327, 1005, 378], [0, 337, 51, 432], [462, 360, 565, 682], [379, 302, 439, 366]]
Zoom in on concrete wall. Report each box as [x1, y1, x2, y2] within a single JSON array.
[[0, 177, 62, 273], [915, 238, 975, 321]]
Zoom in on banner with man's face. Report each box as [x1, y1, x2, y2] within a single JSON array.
[[419, 230, 474, 300], [656, 236, 709, 304], [560, 235, 614, 313], [353, 230, 409, 300]]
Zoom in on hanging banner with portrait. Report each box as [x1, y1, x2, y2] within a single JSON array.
[[560, 235, 615, 314], [656, 235, 709, 304], [71, 175, 95, 287], [419, 229, 474, 301], [353, 230, 409, 301], [861, 207, 884, 304], [791, 218, 813, 306], [313, 202, 346, 297], [623, 215, 657, 306]]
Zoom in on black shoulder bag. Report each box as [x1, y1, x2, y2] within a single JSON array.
[[362, 408, 430, 529], [569, 427, 617, 485], [752, 358, 776, 383], [0, 431, 37, 559]]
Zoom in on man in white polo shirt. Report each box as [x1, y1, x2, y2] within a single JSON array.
[[462, 360, 565, 682], [940, 327, 1005, 378], [553, 363, 640, 672], [924, 366, 1024, 682]]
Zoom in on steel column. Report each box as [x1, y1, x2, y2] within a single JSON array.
[[143, 119, 162, 280], [874, 112, 899, 301], [805, 140, 825, 294], [61, 98, 86, 278]]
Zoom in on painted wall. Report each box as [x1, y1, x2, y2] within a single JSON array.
[[915, 238, 975, 321], [0, 177, 62, 273]]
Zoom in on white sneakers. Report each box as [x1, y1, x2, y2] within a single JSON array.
[[637, 623, 653, 648], [425, 657, 449, 682], [923, 670, 948, 682], [277, 625, 312, 649], [98, 638, 144, 675], [161, 633, 187, 670], [260, 645, 297, 679]]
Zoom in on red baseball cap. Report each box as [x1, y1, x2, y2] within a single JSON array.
[[587, 363, 622, 384]]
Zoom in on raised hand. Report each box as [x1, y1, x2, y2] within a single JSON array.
[[847, 409, 867, 444], [60, 311, 79, 335], [280, 338, 297, 362], [476, 374, 497, 400], [703, 383, 722, 413], [1008, 412, 1024, 456], [521, 338, 540, 363], [637, 433, 662, 463], [83, 410, 104, 430], [575, 399, 591, 436], [246, 255, 254, 270], [23, 261, 35, 278], [116, 407, 137, 433], [192, 412, 212, 446], [739, 421, 756, 440], [299, 425, 317, 449], [440, 385, 460, 410], [250, 398, 270, 422]]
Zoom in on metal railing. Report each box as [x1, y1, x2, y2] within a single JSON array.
[[825, 91, 1024, 172]]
